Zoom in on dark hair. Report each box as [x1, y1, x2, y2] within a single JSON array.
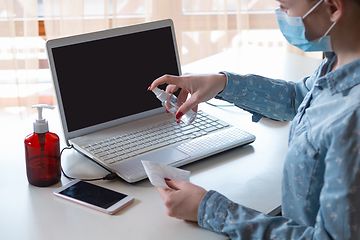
[[346, 0, 360, 5]]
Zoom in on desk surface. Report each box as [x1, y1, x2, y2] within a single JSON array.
[[0, 45, 322, 240]]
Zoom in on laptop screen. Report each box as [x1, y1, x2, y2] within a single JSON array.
[[51, 26, 180, 132]]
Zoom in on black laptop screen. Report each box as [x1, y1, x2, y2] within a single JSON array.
[[51, 26, 180, 132]]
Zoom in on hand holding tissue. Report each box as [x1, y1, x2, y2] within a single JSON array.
[[141, 161, 190, 190]]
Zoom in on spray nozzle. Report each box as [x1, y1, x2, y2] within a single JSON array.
[[32, 104, 55, 134], [151, 87, 169, 102]]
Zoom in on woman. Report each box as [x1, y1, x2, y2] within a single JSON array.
[[149, 0, 360, 239]]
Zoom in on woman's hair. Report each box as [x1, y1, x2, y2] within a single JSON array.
[[345, 0, 360, 7], [345, 0, 360, 5]]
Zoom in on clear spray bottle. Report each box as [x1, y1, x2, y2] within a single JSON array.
[[24, 104, 61, 187], [151, 87, 197, 125]]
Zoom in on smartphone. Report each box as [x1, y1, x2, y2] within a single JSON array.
[[54, 179, 134, 214]]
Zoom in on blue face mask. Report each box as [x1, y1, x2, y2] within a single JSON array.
[[275, 0, 336, 52]]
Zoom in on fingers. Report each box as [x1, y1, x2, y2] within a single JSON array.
[[165, 84, 180, 95], [156, 180, 188, 202], [157, 186, 173, 200], [167, 86, 198, 115], [175, 95, 199, 118], [149, 75, 181, 91], [149, 74, 199, 120], [177, 88, 189, 103], [164, 179, 183, 190], [156, 180, 182, 210], [156, 180, 207, 221], [157, 180, 182, 199]]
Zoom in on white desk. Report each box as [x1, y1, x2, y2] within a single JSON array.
[[0, 45, 322, 240]]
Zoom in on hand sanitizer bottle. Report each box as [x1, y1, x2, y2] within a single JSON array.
[[24, 104, 61, 187], [151, 87, 197, 125]]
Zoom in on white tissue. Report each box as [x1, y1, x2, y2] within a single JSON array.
[[141, 160, 190, 190]]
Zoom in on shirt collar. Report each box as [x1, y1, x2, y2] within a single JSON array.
[[317, 53, 360, 95]]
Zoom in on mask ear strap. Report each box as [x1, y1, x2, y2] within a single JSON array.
[[302, 0, 324, 19], [324, 21, 337, 36]]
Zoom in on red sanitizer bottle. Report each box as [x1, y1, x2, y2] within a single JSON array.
[[25, 104, 61, 187]]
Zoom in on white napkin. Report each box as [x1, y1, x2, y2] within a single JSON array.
[[141, 160, 190, 190]]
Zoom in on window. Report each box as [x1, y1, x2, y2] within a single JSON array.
[[2, 0, 292, 122]]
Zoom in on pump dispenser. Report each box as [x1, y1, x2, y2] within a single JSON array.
[[24, 104, 61, 187], [151, 87, 197, 125]]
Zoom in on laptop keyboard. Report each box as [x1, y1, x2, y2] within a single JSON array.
[[82, 111, 230, 165]]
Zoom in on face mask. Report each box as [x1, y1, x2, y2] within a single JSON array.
[[275, 0, 336, 52]]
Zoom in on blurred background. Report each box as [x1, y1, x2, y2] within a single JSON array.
[[0, 0, 322, 125]]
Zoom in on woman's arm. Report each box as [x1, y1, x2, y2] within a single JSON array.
[[216, 72, 311, 122]]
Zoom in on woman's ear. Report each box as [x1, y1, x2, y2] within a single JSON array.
[[325, 0, 344, 22]]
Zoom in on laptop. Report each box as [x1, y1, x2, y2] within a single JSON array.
[[46, 19, 256, 183]]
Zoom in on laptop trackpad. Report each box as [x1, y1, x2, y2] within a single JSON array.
[[139, 147, 190, 165], [112, 147, 190, 181]]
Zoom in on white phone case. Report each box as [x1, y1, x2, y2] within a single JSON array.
[[54, 179, 134, 214]]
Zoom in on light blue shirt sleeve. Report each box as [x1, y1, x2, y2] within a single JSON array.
[[197, 54, 360, 239], [198, 190, 310, 239], [198, 107, 360, 239], [215, 72, 313, 122]]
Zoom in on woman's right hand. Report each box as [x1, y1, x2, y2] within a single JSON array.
[[148, 73, 227, 120]]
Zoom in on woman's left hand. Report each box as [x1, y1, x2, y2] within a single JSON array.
[[157, 179, 207, 222]]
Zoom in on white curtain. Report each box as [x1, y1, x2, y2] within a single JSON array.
[[42, 0, 251, 65], [0, 0, 40, 121], [42, 0, 110, 38], [2, 0, 319, 122]]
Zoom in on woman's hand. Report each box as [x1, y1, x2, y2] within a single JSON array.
[[157, 179, 207, 222], [149, 73, 227, 120]]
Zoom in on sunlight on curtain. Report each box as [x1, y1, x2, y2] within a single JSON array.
[[41, 0, 269, 65], [112, 0, 251, 65], [0, 0, 40, 123], [42, 0, 110, 38], [1, 0, 321, 124], [40, 0, 322, 66]]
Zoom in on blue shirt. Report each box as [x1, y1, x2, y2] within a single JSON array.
[[198, 53, 360, 239]]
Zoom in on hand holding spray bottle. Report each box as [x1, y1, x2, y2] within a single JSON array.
[[150, 87, 197, 125]]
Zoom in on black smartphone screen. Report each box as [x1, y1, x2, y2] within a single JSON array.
[[59, 181, 127, 209]]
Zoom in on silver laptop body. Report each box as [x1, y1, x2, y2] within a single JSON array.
[[46, 19, 255, 183]]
